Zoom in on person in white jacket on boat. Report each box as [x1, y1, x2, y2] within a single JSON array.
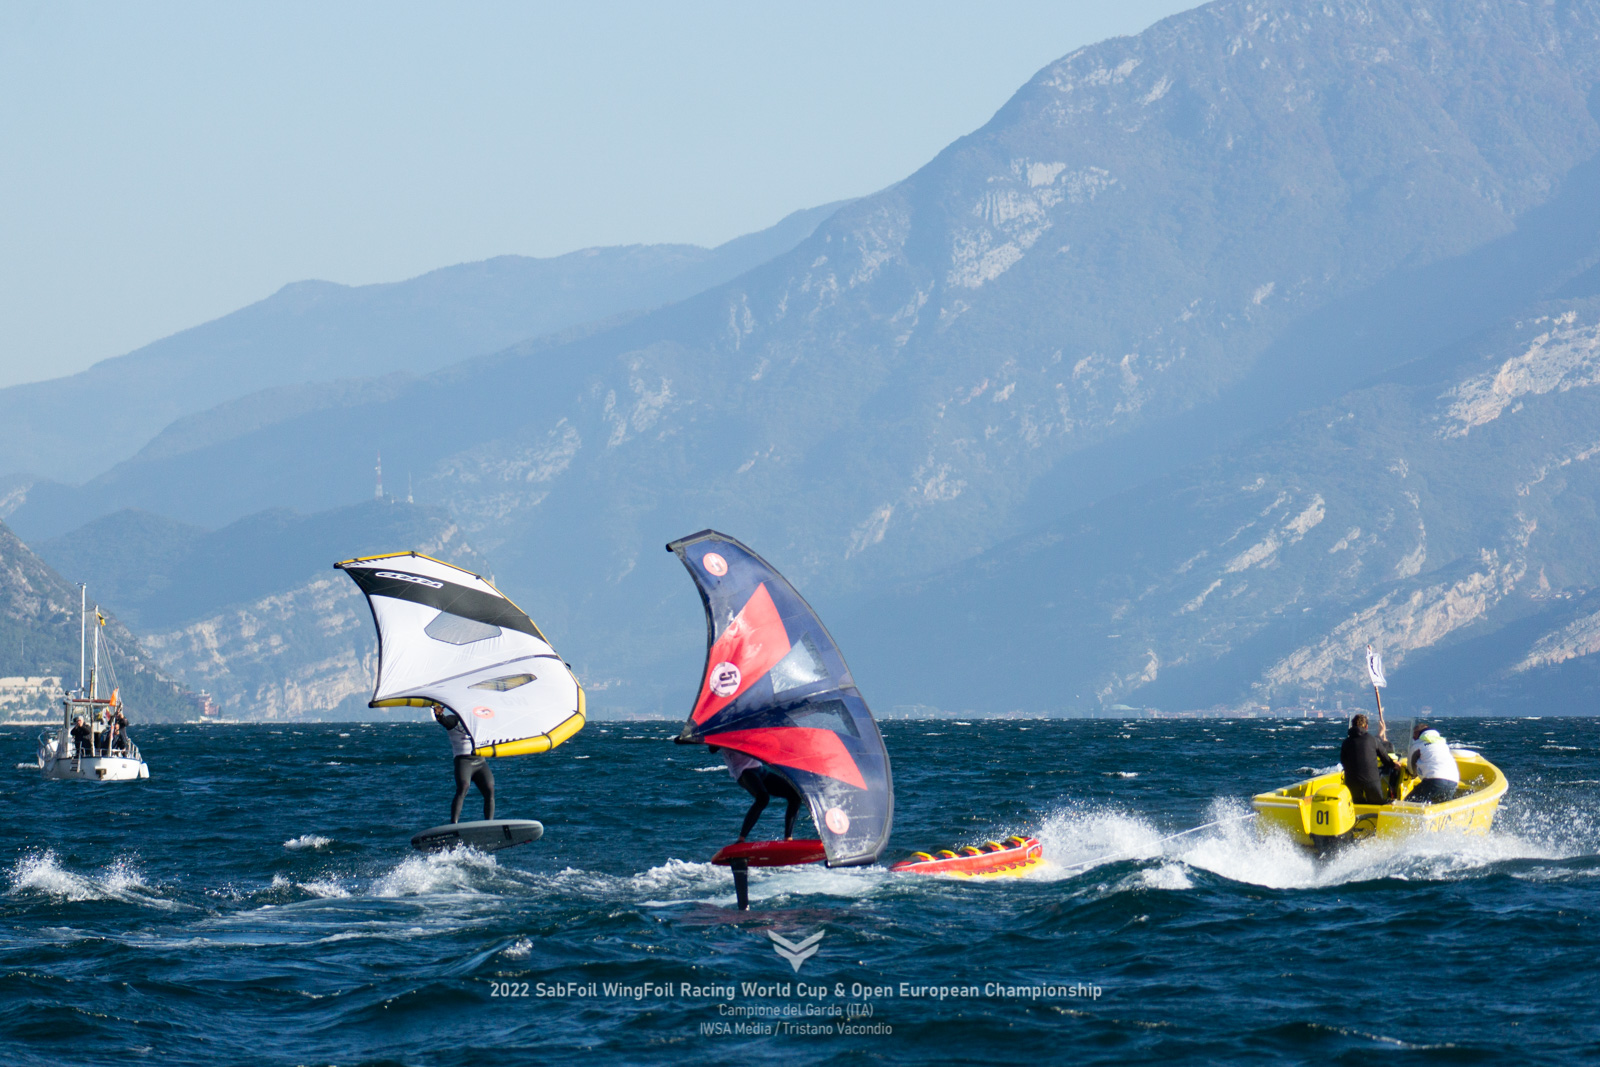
[[1407, 724, 1461, 804]]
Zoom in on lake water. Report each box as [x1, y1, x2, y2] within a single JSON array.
[[3, 716, 1597, 1065]]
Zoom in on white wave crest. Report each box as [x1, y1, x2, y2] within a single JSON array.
[[283, 835, 332, 851], [268, 871, 351, 898], [1032, 803, 1169, 879], [1029, 795, 1596, 892], [6, 851, 171, 907], [371, 846, 500, 898]]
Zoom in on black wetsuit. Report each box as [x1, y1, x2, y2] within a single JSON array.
[[70, 724, 91, 757], [438, 711, 495, 824], [452, 756, 495, 823], [738, 768, 802, 840], [1340, 724, 1400, 805]]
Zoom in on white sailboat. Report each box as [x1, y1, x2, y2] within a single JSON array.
[[36, 586, 149, 781]]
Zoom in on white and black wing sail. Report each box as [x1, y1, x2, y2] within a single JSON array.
[[336, 552, 585, 756]]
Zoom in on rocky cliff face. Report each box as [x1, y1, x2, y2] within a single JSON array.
[[140, 574, 376, 720], [0, 521, 191, 720], [851, 288, 1600, 715], [37, 501, 490, 720]]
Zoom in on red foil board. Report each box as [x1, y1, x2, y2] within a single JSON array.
[[711, 839, 827, 867], [890, 837, 1043, 875]]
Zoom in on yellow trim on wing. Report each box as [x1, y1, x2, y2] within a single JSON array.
[[474, 686, 586, 758], [370, 697, 437, 707]]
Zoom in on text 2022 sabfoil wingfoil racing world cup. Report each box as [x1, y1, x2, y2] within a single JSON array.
[[668, 530, 893, 908]]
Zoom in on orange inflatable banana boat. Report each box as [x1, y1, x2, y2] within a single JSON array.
[[891, 835, 1043, 877]]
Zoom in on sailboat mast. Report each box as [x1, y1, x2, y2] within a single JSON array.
[[92, 605, 101, 701], [78, 585, 86, 696]]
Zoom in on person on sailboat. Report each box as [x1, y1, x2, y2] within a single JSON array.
[[94, 708, 113, 755], [92, 709, 114, 755], [433, 704, 494, 824], [712, 745, 803, 842], [70, 716, 92, 758], [1340, 714, 1401, 805], [1406, 724, 1461, 804], [107, 707, 129, 755]]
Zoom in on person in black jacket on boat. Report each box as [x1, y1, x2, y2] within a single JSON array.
[[69, 715, 92, 758], [1340, 713, 1401, 805]]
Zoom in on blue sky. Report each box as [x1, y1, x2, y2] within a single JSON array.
[[0, 1, 1197, 387]]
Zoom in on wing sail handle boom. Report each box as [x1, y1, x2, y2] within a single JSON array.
[[335, 552, 584, 757], [668, 530, 893, 867]]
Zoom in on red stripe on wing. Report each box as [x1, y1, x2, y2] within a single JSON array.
[[705, 726, 867, 790], [691, 583, 791, 724]]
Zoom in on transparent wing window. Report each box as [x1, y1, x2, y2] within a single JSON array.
[[424, 611, 502, 645], [469, 673, 537, 692], [770, 634, 829, 694], [786, 698, 860, 738]]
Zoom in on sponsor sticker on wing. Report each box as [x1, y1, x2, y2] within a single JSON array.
[[375, 571, 445, 588], [709, 662, 742, 697], [702, 552, 728, 577]]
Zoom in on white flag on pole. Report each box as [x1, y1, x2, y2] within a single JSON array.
[[1365, 645, 1387, 689]]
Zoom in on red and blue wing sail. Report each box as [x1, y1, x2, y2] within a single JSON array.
[[668, 530, 893, 867]]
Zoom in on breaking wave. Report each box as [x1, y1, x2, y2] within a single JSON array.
[[283, 835, 332, 851], [6, 850, 174, 908], [1023, 794, 1600, 891]]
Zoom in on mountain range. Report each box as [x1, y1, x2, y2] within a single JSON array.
[[8, 0, 1600, 721], [0, 201, 845, 487]]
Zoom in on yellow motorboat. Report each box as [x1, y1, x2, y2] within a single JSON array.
[[1252, 748, 1507, 853]]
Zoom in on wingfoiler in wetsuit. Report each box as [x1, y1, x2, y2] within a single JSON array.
[[716, 747, 802, 841], [1340, 716, 1401, 806], [435, 706, 494, 824]]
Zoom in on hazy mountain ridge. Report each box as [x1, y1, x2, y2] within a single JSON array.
[[0, 202, 847, 484], [21, 1, 1595, 567], [16, 0, 1600, 717]]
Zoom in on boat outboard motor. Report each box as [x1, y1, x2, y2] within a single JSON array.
[[1307, 783, 1355, 853]]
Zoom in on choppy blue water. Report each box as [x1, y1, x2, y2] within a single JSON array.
[[2, 717, 1598, 1065]]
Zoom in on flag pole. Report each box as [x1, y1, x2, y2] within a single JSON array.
[[1365, 644, 1388, 738]]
